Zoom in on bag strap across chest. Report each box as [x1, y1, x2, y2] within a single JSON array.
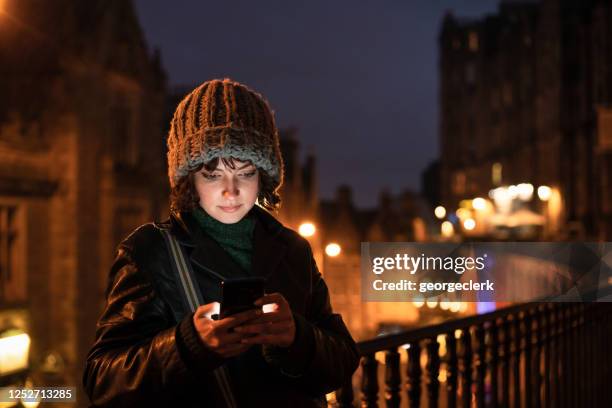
[[161, 229, 238, 408]]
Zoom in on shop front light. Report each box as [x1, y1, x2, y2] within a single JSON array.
[[298, 222, 316, 237], [472, 197, 486, 210], [325, 243, 341, 257], [517, 183, 534, 201], [463, 218, 476, 231], [538, 185, 552, 201]]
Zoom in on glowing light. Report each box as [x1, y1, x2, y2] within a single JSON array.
[[441, 221, 454, 238], [450, 302, 461, 313], [426, 298, 438, 308], [492, 162, 502, 185], [508, 185, 518, 199], [538, 185, 552, 201], [262, 303, 276, 313], [21, 396, 41, 408], [459, 302, 468, 313], [472, 197, 486, 210], [0, 333, 30, 375], [440, 299, 450, 310], [456, 208, 470, 220], [517, 183, 534, 201], [434, 206, 446, 219], [463, 218, 476, 231], [325, 243, 341, 257], [298, 222, 316, 237], [413, 295, 424, 308]]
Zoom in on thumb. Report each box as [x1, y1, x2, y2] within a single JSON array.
[[194, 302, 220, 319]]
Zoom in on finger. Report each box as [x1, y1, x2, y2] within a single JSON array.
[[240, 333, 288, 345], [236, 320, 294, 335], [238, 313, 291, 327], [194, 302, 220, 319], [215, 308, 262, 330], [254, 292, 285, 306], [215, 331, 247, 344]]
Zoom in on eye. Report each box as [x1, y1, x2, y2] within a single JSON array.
[[239, 170, 257, 178], [202, 172, 220, 180]]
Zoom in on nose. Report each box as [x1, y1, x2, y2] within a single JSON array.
[[222, 178, 239, 199]]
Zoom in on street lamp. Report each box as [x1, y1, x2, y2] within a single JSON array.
[[472, 197, 486, 210], [325, 243, 341, 257], [434, 206, 446, 219], [538, 185, 552, 201], [463, 218, 476, 231], [298, 222, 316, 237], [441, 221, 454, 238], [517, 183, 534, 201]]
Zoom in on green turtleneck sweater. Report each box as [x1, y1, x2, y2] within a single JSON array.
[[192, 208, 255, 274]]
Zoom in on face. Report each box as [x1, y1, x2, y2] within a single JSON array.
[[194, 158, 259, 224]]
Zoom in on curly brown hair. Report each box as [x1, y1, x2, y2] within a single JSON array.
[[169, 157, 281, 213]]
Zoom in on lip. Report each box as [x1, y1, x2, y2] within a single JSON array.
[[218, 205, 242, 213]]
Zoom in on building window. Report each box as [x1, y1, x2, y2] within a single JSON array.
[[492, 162, 503, 186], [0, 205, 23, 303], [452, 172, 466, 195], [468, 32, 479, 52]]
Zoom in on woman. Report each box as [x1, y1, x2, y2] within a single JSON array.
[[83, 78, 359, 407]]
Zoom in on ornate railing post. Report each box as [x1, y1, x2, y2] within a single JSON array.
[[459, 328, 472, 408], [489, 319, 500, 408], [512, 313, 522, 408], [474, 324, 486, 408], [384, 348, 401, 408], [336, 376, 355, 408], [361, 354, 379, 408], [501, 317, 511, 408], [425, 337, 440, 408], [446, 331, 458, 407], [406, 342, 421, 408], [524, 309, 533, 406]]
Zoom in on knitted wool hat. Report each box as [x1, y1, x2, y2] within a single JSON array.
[[167, 78, 283, 190]]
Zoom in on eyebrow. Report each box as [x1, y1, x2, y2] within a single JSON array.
[[204, 163, 255, 172]]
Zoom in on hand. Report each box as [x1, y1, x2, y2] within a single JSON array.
[[192, 303, 262, 358], [234, 293, 296, 348]]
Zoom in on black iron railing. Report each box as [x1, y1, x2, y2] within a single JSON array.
[[335, 302, 612, 407]]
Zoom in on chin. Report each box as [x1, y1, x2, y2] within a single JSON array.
[[211, 209, 249, 224]]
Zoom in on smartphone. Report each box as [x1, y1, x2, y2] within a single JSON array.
[[220, 277, 265, 319]]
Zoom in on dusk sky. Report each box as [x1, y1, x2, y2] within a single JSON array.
[[134, 1, 499, 208]]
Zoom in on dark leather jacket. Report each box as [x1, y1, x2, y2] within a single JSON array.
[[83, 206, 359, 407]]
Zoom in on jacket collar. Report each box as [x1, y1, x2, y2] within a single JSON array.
[[168, 206, 288, 280]]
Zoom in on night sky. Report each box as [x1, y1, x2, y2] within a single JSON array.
[[134, 0, 499, 208]]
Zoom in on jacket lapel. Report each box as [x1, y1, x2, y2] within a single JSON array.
[[251, 207, 288, 280], [170, 207, 289, 281], [170, 211, 245, 280], [189, 230, 246, 280]]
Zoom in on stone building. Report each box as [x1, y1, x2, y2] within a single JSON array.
[[276, 127, 318, 232], [319, 186, 433, 340], [439, 0, 612, 240], [0, 0, 166, 404]]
